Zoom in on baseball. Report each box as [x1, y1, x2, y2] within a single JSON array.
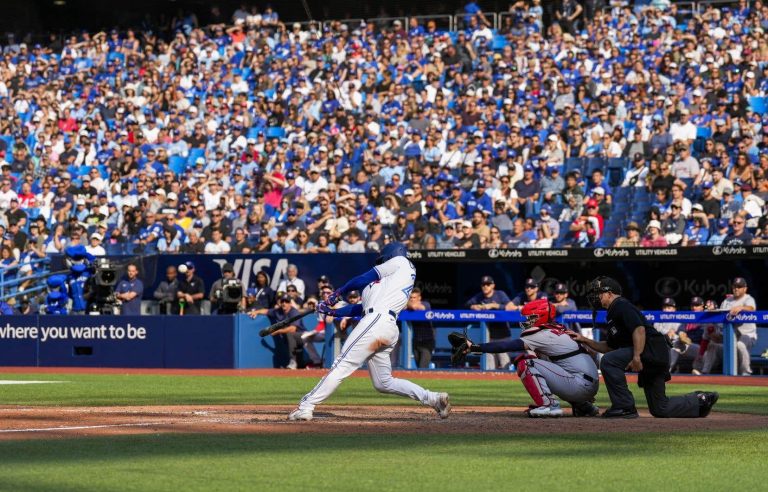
[[178, 264, 188, 274]]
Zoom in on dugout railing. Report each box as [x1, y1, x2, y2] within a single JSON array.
[[395, 310, 768, 376]]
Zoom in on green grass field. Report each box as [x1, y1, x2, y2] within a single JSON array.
[[0, 373, 766, 491]]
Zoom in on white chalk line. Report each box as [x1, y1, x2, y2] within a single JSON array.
[[0, 422, 171, 433], [0, 380, 68, 385]]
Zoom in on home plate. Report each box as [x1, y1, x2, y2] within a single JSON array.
[[0, 380, 67, 385]]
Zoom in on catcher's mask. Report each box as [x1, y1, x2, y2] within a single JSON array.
[[520, 298, 556, 330], [587, 276, 622, 310]]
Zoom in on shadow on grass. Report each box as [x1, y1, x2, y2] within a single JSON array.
[[0, 430, 766, 467]]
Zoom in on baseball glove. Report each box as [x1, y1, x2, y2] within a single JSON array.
[[448, 331, 475, 366]]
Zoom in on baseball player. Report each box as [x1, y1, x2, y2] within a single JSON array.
[[287, 242, 451, 421], [450, 299, 599, 418]]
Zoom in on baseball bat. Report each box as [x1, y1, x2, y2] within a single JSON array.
[[259, 310, 315, 337]]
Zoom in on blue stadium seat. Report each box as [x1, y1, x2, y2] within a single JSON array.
[[749, 97, 768, 115], [247, 127, 264, 139], [586, 157, 606, 175], [186, 148, 205, 166], [565, 157, 584, 174], [491, 34, 508, 51], [607, 168, 624, 187], [696, 127, 712, 139], [607, 158, 627, 170], [265, 126, 285, 139], [169, 155, 186, 175]]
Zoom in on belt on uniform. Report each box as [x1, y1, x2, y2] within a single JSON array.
[[365, 307, 397, 319]]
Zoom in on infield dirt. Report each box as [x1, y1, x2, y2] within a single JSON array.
[[0, 404, 765, 441]]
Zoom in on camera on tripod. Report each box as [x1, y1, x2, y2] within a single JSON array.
[[88, 258, 121, 315]]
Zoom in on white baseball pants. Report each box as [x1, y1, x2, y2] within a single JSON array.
[[298, 313, 441, 411]]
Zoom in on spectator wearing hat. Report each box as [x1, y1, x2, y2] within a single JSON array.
[[707, 219, 731, 246], [622, 154, 650, 188], [551, 283, 577, 314], [740, 183, 765, 229], [509, 277, 548, 311], [465, 275, 514, 369], [514, 164, 540, 218], [536, 204, 559, 240], [261, 293, 311, 370], [86, 232, 106, 256], [176, 262, 205, 315], [640, 220, 668, 247], [720, 277, 758, 376], [590, 186, 611, 219], [681, 206, 710, 246], [661, 201, 686, 245], [672, 297, 710, 374], [115, 264, 144, 316], [540, 166, 564, 204], [614, 221, 642, 248]]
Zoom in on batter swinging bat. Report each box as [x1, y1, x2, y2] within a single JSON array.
[[259, 310, 315, 337]]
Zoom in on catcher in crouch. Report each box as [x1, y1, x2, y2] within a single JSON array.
[[450, 298, 599, 418]]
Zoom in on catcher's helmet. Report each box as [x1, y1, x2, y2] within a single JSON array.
[[376, 241, 408, 265], [520, 298, 556, 330], [587, 276, 622, 309]]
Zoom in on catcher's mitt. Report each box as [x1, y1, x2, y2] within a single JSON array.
[[448, 331, 475, 366]]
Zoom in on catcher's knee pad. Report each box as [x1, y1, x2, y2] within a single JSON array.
[[515, 357, 552, 407]]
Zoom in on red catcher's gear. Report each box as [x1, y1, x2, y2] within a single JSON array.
[[520, 298, 556, 331]]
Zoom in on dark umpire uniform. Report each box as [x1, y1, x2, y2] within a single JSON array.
[[579, 277, 718, 419]]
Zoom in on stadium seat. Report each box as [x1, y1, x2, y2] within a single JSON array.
[[169, 155, 186, 175], [607, 158, 627, 170], [696, 127, 712, 139], [265, 126, 285, 139], [749, 97, 768, 115], [186, 148, 205, 166], [491, 34, 508, 51], [565, 157, 584, 174], [586, 157, 606, 175], [247, 127, 264, 139]]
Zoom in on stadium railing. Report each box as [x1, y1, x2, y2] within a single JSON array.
[[0, 257, 52, 302], [397, 309, 768, 375]]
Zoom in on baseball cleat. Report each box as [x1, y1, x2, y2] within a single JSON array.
[[432, 392, 451, 419], [695, 391, 719, 418], [526, 402, 564, 418], [571, 401, 600, 417], [287, 408, 313, 421], [601, 407, 639, 419]]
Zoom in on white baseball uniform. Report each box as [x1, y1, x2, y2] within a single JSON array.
[[297, 256, 443, 412], [516, 325, 599, 406]]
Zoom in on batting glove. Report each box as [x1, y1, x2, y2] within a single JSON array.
[[325, 289, 342, 306], [316, 301, 335, 316]]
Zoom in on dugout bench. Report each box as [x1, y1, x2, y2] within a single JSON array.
[[396, 310, 768, 376]]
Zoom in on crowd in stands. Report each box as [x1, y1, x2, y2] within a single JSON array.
[[0, 0, 767, 278]]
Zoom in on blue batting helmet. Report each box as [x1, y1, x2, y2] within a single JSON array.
[[376, 242, 408, 265]]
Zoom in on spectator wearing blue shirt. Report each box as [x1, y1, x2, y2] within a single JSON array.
[[681, 207, 710, 246], [115, 264, 144, 315], [461, 181, 493, 216]]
